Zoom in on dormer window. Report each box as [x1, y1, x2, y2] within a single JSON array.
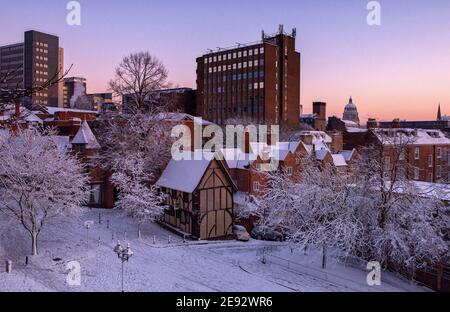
[[73, 143, 85, 154]]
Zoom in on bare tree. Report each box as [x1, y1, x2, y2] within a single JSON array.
[[0, 127, 89, 255], [109, 52, 169, 112]]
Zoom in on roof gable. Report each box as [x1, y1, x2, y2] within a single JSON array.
[[72, 121, 101, 149]]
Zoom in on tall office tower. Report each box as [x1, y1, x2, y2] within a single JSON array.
[[0, 30, 62, 107], [196, 25, 301, 126], [58, 47, 65, 107]]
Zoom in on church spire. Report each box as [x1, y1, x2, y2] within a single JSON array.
[[437, 103, 442, 121], [349, 96, 353, 104]]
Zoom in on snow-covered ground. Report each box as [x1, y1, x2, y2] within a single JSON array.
[[0, 209, 428, 292]]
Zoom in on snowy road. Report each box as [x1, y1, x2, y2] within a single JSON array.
[[0, 209, 428, 292]]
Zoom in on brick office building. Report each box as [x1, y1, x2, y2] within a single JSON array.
[[196, 26, 301, 126]]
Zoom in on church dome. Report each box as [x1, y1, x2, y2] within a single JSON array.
[[343, 97, 360, 125], [345, 97, 357, 109]]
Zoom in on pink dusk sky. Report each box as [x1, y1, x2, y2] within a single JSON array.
[[1, 0, 449, 122]]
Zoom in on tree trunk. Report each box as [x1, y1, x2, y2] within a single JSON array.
[[31, 232, 38, 256], [322, 244, 327, 270]]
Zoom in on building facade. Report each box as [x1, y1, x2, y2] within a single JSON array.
[[196, 26, 301, 126], [156, 154, 236, 240], [0, 30, 63, 108], [122, 87, 196, 115], [371, 128, 450, 184]]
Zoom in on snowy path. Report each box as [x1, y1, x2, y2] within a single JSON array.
[[0, 209, 428, 292]]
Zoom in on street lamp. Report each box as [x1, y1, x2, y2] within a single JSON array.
[[113, 241, 134, 292]]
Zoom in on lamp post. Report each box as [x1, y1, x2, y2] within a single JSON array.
[[113, 241, 134, 292]]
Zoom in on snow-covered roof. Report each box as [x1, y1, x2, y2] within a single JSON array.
[[155, 112, 214, 126], [249, 142, 292, 162], [44, 107, 98, 115], [372, 128, 450, 145], [220, 148, 255, 169], [316, 149, 329, 161], [339, 150, 355, 162], [342, 120, 359, 127], [299, 131, 332, 144], [275, 141, 301, 154], [71, 121, 101, 149], [0, 107, 43, 124], [50, 136, 71, 152], [300, 113, 318, 119], [156, 152, 213, 193], [346, 128, 367, 133], [332, 154, 347, 167]]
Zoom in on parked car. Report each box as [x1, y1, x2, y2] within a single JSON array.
[[233, 225, 250, 242], [251, 226, 284, 242]]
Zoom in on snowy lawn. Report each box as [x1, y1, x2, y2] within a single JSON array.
[[0, 209, 429, 292]]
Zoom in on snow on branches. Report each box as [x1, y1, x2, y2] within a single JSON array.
[[252, 140, 449, 270], [0, 127, 89, 255], [97, 111, 173, 224]]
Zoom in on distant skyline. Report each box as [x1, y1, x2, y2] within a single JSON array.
[[1, 0, 449, 122]]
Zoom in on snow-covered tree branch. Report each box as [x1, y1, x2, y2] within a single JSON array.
[[0, 128, 89, 255]]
